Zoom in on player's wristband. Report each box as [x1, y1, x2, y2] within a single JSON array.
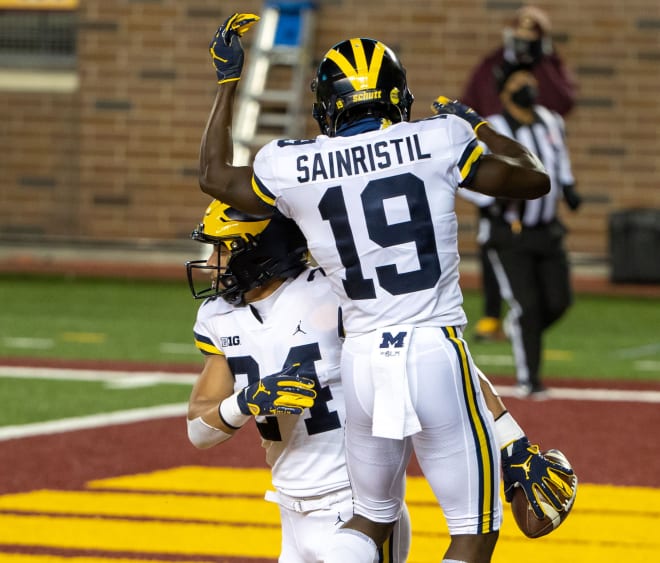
[[218, 392, 251, 430], [474, 120, 489, 134], [495, 411, 525, 451], [187, 416, 233, 448]]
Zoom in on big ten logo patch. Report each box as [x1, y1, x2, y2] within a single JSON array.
[[220, 335, 241, 347]]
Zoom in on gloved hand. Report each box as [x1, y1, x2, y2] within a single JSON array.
[[236, 365, 317, 416], [431, 96, 488, 133], [209, 13, 260, 84], [501, 436, 576, 519], [562, 184, 582, 211]]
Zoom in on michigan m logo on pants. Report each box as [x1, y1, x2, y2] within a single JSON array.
[[379, 331, 408, 348]]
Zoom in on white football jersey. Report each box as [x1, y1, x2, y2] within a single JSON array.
[[251, 115, 483, 334], [192, 270, 348, 498]]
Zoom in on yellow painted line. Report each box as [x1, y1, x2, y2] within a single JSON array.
[[410, 496, 660, 543], [0, 1, 78, 9], [1, 467, 659, 562], [405, 473, 436, 502], [406, 482, 660, 563], [87, 466, 273, 495], [59, 332, 106, 344], [408, 529, 660, 563], [0, 515, 281, 558], [0, 490, 279, 524], [544, 349, 574, 360], [0, 556, 213, 563]]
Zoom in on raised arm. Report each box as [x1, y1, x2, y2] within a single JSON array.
[[198, 13, 273, 216], [431, 96, 550, 199]]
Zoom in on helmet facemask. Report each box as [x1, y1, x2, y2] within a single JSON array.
[[186, 201, 309, 305], [186, 235, 261, 305]]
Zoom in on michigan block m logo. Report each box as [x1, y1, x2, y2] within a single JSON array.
[[379, 331, 408, 348]]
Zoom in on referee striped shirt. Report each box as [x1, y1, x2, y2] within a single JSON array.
[[486, 106, 575, 227]]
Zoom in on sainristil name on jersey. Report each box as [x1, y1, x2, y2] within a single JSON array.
[[296, 133, 431, 183]]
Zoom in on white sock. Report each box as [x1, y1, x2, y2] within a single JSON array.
[[321, 529, 377, 563], [443, 560, 468, 563]]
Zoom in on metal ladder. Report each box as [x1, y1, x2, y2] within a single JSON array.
[[232, 1, 317, 166]]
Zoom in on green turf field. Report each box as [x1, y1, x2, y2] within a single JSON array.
[[0, 274, 658, 382], [0, 376, 191, 425], [0, 275, 199, 363]]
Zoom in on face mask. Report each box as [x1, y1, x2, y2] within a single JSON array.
[[513, 37, 544, 64], [511, 84, 538, 108]]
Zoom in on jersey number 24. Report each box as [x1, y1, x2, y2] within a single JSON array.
[[228, 342, 341, 441]]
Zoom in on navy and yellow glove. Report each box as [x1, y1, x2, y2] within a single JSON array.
[[236, 366, 317, 416], [209, 13, 260, 84], [501, 436, 576, 519], [431, 96, 488, 133]]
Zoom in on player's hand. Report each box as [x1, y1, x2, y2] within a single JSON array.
[[431, 96, 488, 133], [209, 13, 260, 84], [501, 437, 576, 519], [236, 365, 317, 416]]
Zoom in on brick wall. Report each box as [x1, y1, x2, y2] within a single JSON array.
[[1, 0, 659, 259]]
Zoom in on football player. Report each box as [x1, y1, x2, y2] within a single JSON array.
[[197, 14, 572, 563], [185, 200, 412, 562], [185, 201, 575, 560]]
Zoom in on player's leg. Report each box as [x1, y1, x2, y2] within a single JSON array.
[[385, 501, 411, 563], [443, 532, 499, 563], [335, 420, 411, 561], [489, 241, 544, 393], [277, 488, 355, 562], [474, 244, 505, 341], [536, 228, 572, 329], [321, 336, 412, 562], [410, 327, 502, 562], [325, 500, 411, 563], [277, 506, 307, 563]]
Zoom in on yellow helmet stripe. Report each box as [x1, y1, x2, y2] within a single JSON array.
[[202, 199, 270, 240], [326, 38, 386, 91]]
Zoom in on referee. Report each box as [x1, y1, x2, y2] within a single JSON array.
[[484, 62, 582, 397]]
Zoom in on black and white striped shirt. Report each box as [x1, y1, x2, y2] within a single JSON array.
[[487, 106, 575, 227]]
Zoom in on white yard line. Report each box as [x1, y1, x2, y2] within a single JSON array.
[[0, 403, 188, 441], [614, 342, 660, 358], [0, 366, 195, 441], [0, 366, 197, 384], [0, 365, 658, 442], [497, 385, 660, 403], [2, 337, 54, 349]]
